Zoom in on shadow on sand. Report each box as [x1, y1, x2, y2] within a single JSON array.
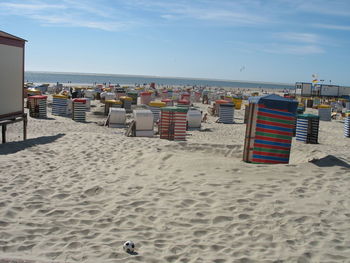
[[198, 128, 213, 132], [0, 133, 65, 155], [309, 155, 350, 169]]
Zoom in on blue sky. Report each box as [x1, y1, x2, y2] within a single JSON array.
[[1, 0, 350, 85]]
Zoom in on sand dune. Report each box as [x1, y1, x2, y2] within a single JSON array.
[[0, 98, 349, 262]]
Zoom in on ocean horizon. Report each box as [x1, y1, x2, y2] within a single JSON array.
[[25, 71, 295, 90]]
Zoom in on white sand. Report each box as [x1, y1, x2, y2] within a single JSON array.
[[0, 97, 349, 263]]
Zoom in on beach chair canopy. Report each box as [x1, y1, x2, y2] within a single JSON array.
[[248, 94, 298, 113]]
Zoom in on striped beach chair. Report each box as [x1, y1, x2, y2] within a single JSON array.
[[148, 101, 166, 123], [219, 103, 234, 124], [345, 112, 350, 138], [28, 95, 47, 118], [72, 98, 87, 122], [243, 94, 298, 164], [159, 106, 188, 141], [296, 114, 319, 144], [52, 95, 69, 116]]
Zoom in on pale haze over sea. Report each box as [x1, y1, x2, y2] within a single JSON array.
[[25, 71, 295, 90]]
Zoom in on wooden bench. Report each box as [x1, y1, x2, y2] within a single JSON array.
[[0, 113, 27, 144]]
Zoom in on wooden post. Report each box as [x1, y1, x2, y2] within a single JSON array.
[[243, 103, 256, 162], [23, 113, 27, 140], [2, 124, 6, 144]]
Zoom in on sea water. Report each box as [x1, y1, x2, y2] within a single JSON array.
[[25, 71, 295, 90]]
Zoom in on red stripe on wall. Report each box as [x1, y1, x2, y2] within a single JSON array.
[[256, 119, 294, 129], [256, 127, 292, 137], [254, 143, 291, 151], [252, 158, 289, 164], [253, 151, 290, 158], [258, 104, 290, 113], [258, 111, 294, 121]]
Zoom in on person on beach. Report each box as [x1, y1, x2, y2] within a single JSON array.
[[202, 113, 208, 123]]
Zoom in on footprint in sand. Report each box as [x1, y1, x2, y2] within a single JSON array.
[[4, 209, 17, 219], [193, 230, 207, 237], [198, 191, 213, 197], [237, 198, 249, 203], [210, 244, 225, 252], [46, 209, 67, 216], [181, 199, 196, 207], [67, 241, 82, 249], [238, 214, 250, 220], [213, 216, 233, 224], [0, 221, 10, 227], [294, 216, 309, 223], [190, 218, 209, 224], [195, 212, 205, 217], [134, 207, 145, 212], [162, 154, 173, 161], [129, 200, 148, 207], [227, 206, 236, 211], [52, 193, 70, 199], [84, 186, 104, 196], [18, 244, 36, 251]]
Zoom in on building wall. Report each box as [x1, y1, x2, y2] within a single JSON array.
[[0, 43, 23, 118], [339, 86, 350, 96], [301, 83, 312, 96], [320, 85, 339, 96]]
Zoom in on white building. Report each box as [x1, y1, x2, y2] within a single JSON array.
[[0, 31, 26, 121]]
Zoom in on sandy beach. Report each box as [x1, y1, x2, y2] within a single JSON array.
[[0, 97, 349, 263]]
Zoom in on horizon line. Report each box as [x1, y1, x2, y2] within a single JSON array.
[[25, 70, 295, 86]]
